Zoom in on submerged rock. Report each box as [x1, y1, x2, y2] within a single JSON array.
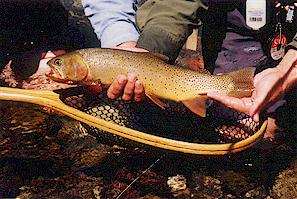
[[271, 159, 297, 199], [17, 172, 104, 199]]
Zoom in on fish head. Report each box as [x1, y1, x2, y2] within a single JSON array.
[[47, 52, 89, 84]]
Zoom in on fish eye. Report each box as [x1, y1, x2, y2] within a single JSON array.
[[54, 59, 63, 66]]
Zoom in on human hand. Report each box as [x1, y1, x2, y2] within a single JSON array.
[[107, 73, 144, 102], [87, 70, 145, 103], [248, 67, 287, 119], [207, 92, 255, 118], [114, 41, 148, 52], [250, 49, 297, 117], [207, 67, 287, 122], [80, 72, 145, 102], [88, 42, 147, 101], [104, 42, 147, 102]]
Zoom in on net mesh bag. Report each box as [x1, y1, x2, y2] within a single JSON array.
[[59, 87, 262, 149]]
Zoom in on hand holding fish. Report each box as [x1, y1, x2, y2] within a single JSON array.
[[114, 41, 148, 53], [208, 49, 297, 122], [208, 68, 284, 122], [79, 70, 145, 102], [91, 42, 147, 101], [207, 91, 255, 118], [107, 73, 145, 102], [107, 42, 147, 101]]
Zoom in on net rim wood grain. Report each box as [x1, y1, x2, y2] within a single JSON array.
[[0, 87, 267, 155]]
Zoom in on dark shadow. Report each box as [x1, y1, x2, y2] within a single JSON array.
[[0, 0, 100, 79]]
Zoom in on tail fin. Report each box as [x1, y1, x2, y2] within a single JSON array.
[[227, 67, 255, 97], [182, 67, 255, 117]]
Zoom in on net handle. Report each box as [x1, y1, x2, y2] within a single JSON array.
[[0, 87, 267, 155]]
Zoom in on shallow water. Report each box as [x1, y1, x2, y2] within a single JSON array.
[[0, 98, 296, 198]]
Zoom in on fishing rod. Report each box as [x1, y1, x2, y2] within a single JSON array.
[[116, 154, 165, 199]]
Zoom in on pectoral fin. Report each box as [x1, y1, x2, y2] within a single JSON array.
[[146, 94, 168, 109], [182, 95, 208, 117]]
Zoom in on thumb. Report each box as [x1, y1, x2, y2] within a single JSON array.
[[252, 112, 260, 122]]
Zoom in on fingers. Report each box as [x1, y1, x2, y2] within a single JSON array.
[[253, 68, 273, 84], [122, 73, 137, 101], [252, 113, 260, 123], [107, 73, 144, 102], [107, 75, 127, 99], [207, 92, 243, 110], [208, 91, 262, 121], [249, 103, 263, 118], [114, 42, 149, 52], [134, 80, 144, 102], [207, 92, 228, 103], [207, 91, 252, 114], [249, 87, 270, 116]]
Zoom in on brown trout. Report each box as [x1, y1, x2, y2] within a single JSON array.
[[47, 48, 255, 117]]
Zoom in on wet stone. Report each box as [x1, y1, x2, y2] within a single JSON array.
[[271, 159, 297, 199], [245, 186, 267, 198]]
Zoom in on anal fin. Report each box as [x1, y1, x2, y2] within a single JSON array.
[[146, 94, 168, 109], [182, 95, 208, 117]]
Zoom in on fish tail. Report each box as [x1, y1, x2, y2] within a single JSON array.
[[227, 67, 255, 97]]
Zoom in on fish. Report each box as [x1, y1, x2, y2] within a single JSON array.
[[47, 48, 255, 117]]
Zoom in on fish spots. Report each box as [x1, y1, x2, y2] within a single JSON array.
[[75, 48, 244, 102]]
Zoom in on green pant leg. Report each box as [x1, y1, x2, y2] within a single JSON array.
[[136, 0, 207, 62]]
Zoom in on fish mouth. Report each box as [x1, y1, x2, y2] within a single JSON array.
[[46, 59, 66, 82], [46, 69, 74, 84]]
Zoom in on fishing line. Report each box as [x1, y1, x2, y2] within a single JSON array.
[[116, 154, 166, 199]]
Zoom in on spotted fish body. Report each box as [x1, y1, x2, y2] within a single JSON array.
[[81, 49, 232, 101], [47, 48, 254, 116]]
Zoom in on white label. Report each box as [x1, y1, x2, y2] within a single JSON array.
[[286, 7, 294, 23], [246, 0, 266, 30]]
